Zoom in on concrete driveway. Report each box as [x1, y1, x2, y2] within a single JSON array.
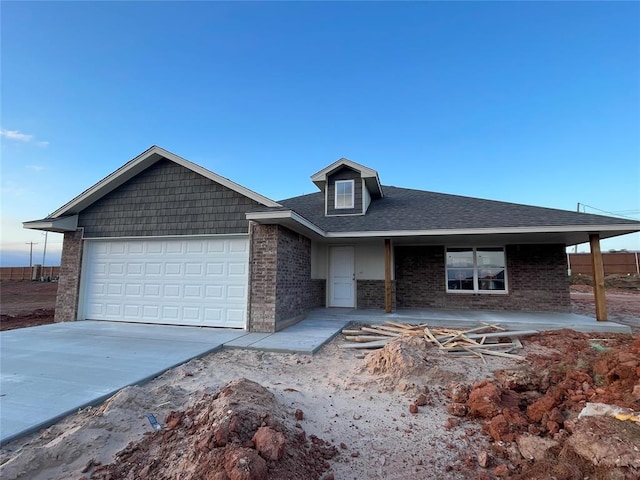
[[0, 321, 247, 445]]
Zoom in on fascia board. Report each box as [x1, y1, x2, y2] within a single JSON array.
[[23, 215, 78, 232], [49, 146, 280, 218], [310, 158, 379, 182], [323, 224, 640, 238], [246, 210, 326, 237]]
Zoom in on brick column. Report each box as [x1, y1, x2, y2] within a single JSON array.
[[54, 229, 84, 322], [247, 222, 278, 332]]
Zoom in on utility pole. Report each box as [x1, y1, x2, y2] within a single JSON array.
[[26, 242, 38, 268], [574, 203, 580, 254], [42, 232, 48, 266]]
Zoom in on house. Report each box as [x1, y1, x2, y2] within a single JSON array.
[[24, 146, 640, 332]]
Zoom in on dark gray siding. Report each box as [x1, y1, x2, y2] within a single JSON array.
[[326, 167, 363, 215], [78, 159, 262, 237]]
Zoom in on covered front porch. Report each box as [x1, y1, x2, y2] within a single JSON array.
[[305, 307, 632, 334]]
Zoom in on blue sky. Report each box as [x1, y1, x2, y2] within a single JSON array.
[[1, 1, 639, 266]]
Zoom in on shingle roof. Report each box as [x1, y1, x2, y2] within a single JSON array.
[[277, 186, 640, 233]]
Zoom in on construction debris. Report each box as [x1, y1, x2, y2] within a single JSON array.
[[341, 321, 535, 362]]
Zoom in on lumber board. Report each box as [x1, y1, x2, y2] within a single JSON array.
[[423, 326, 444, 348], [344, 335, 391, 342], [440, 330, 537, 342], [469, 348, 526, 360], [369, 324, 415, 334], [440, 324, 499, 346], [339, 339, 390, 349], [360, 326, 401, 337], [341, 329, 367, 335], [384, 320, 418, 330]]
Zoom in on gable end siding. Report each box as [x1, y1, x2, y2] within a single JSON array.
[[326, 167, 363, 215], [78, 159, 261, 237]]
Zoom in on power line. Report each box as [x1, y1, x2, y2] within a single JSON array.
[[578, 203, 640, 221]]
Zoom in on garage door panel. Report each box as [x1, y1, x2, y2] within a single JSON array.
[[205, 285, 224, 299], [166, 242, 184, 254], [229, 239, 248, 253], [126, 263, 144, 275], [185, 263, 203, 275], [82, 237, 248, 328], [165, 263, 182, 275], [124, 305, 140, 317], [146, 243, 163, 254], [145, 263, 162, 275], [206, 263, 224, 276], [184, 285, 203, 298], [128, 243, 144, 254]]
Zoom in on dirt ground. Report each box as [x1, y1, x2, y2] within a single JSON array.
[[0, 281, 57, 330], [0, 279, 639, 479]]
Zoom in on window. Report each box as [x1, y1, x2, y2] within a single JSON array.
[[335, 180, 355, 209], [446, 247, 506, 293]]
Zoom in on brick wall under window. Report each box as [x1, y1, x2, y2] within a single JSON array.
[[395, 244, 570, 312], [357, 280, 396, 309]]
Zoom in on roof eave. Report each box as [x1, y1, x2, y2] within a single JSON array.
[[246, 210, 326, 239], [48, 146, 281, 218], [23, 215, 79, 233], [310, 158, 383, 197], [324, 224, 640, 238]]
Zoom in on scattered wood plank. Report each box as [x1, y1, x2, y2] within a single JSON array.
[[341, 321, 535, 362], [360, 326, 401, 337], [344, 335, 392, 343], [339, 339, 391, 349]]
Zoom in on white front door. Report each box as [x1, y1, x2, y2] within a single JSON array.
[[329, 246, 355, 307]]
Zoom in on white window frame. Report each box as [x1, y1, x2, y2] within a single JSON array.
[[445, 247, 508, 294], [334, 179, 355, 209]]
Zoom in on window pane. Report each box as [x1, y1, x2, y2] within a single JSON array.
[[446, 249, 473, 268], [447, 268, 474, 290], [478, 268, 505, 290], [477, 249, 505, 268], [335, 181, 354, 208]]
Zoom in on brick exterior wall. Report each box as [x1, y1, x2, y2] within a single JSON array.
[[357, 280, 396, 309], [248, 223, 278, 332], [248, 223, 324, 332], [275, 227, 324, 328], [78, 159, 261, 237], [395, 244, 570, 312], [326, 167, 363, 215], [55, 230, 84, 322]]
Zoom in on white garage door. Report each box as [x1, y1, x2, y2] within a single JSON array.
[[81, 237, 249, 328]]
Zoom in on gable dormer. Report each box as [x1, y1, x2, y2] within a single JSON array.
[[311, 158, 383, 216]]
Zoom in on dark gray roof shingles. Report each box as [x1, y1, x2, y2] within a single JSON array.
[[275, 186, 639, 233]]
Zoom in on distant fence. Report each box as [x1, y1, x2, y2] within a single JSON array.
[[568, 252, 640, 276], [0, 266, 60, 281]]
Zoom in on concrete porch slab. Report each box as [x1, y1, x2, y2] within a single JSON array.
[[227, 318, 351, 354], [310, 308, 632, 334]]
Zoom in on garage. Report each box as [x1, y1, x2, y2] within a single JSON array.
[[80, 237, 249, 328]]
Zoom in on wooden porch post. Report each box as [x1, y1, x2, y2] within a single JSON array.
[[589, 233, 607, 321], [384, 238, 392, 313]]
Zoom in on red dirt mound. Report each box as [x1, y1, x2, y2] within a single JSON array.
[[445, 331, 640, 479], [84, 378, 338, 480]]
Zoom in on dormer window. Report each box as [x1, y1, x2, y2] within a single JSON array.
[[335, 180, 355, 209]]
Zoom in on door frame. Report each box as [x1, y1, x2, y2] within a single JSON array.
[[328, 245, 355, 307]]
